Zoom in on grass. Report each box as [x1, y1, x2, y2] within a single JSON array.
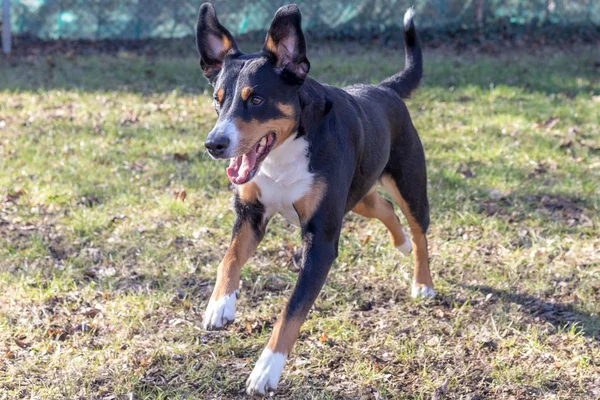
[[0, 41, 599, 399]]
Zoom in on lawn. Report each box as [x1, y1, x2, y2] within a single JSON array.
[[0, 41, 599, 399]]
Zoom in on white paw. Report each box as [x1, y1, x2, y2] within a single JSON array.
[[246, 348, 286, 396], [202, 290, 238, 330], [411, 282, 436, 299], [395, 238, 412, 256]]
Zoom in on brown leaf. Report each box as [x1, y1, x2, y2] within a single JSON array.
[[4, 188, 25, 202], [361, 235, 372, 246], [139, 358, 151, 367], [173, 189, 187, 202], [4, 351, 14, 359], [319, 332, 329, 343], [246, 322, 253, 335], [46, 327, 68, 341], [543, 117, 560, 131], [14, 339, 29, 349], [173, 153, 188, 162], [83, 308, 101, 318]]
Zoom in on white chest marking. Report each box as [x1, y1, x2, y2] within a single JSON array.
[[253, 135, 314, 226]]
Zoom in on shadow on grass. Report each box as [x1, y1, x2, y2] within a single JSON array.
[[463, 284, 600, 340]]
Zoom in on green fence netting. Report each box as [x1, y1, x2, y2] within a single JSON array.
[[2, 0, 599, 40]]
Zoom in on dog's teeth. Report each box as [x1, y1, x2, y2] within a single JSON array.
[[260, 137, 267, 147]]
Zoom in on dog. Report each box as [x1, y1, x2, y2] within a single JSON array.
[[196, 3, 433, 395]]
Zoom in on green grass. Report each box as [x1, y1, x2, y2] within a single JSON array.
[[1, 42, 599, 399]]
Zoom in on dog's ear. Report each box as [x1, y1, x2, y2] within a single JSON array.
[[196, 3, 239, 82], [263, 4, 310, 84]]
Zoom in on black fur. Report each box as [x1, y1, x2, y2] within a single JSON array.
[[233, 194, 266, 239], [380, 10, 423, 99], [198, 5, 429, 385]]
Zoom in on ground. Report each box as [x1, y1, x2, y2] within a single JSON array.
[[0, 41, 599, 399]]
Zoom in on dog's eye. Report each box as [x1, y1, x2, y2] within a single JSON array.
[[250, 96, 264, 106]]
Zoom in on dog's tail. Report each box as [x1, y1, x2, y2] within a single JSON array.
[[380, 7, 422, 99]]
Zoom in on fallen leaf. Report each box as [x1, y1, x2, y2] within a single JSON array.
[[83, 308, 101, 318], [361, 235, 372, 246], [173, 153, 188, 162], [139, 358, 151, 367], [14, 339, 29, 349], [319, 332, 329, 343], [173, 189, 187, 202]]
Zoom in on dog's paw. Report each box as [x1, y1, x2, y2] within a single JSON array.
[[246, 348, 286, 397], [411, 282, 435, 299], [202, 290, 238, 330], [395, 235, 412, 256]]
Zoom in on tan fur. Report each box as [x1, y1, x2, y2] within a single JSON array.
[[241, 87, 253, 102], [234, 113, 296, 151], [267, 316, 304, 355], [352, 187, 408, 248], [212, 222, 258, 299], [380, 175, 433, 289], [276, 103, 294, 118], [221, 35, 233, 55], [216, 88, 224, 104], [238, 181, 262, 203], [294, 179, 327, 223], [265, 35, 277, 54]]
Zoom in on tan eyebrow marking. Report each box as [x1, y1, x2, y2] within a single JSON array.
[[216, 88, 224, 103], [241, 87, 253, 102], [276, 103, 294, 118]]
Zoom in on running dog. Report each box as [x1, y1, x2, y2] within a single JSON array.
[[196, 3, 433, 395]]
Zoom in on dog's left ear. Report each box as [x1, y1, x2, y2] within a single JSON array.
[[263, 4, 310, 84], [196, 3, 239, 82]]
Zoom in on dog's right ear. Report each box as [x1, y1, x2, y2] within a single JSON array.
[[196, 3, 239, 82]]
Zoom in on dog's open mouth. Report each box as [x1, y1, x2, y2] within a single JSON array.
[[226, 132, 276, 185]]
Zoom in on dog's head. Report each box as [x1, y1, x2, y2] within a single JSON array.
[[197, 3, 310, 185]]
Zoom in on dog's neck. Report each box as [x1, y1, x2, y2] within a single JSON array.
[[297, 78, 332, 137]]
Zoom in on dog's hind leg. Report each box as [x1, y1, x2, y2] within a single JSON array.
[[352, 187, 412, 255], [380, 159, 434, 299]]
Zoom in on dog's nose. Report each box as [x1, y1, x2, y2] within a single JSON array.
[[205, 136, 230, 157]]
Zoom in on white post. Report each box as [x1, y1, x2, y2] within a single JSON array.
[[2, 0, 11, 55]]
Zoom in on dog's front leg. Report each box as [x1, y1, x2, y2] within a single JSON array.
[[246, 205, 340, 396], [203, 186, 267, 330]]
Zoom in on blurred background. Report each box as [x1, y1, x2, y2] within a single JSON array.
[[2, 0, 599, 48]]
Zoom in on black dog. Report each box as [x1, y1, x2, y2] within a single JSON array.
[[196, 3, 433, 395]]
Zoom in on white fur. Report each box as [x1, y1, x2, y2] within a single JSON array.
[[395, 230, 412, 256], [203, 290, 238, 330], [411, 282, 435, 299], [253, 135, 314, 226], [210, 119, 240, 159], [404, 7, 415, 28], [396, 241, 412, 256], [246, 348, 287, 396]]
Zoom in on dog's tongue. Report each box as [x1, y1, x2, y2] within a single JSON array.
[[226, 148, 257, 184]]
